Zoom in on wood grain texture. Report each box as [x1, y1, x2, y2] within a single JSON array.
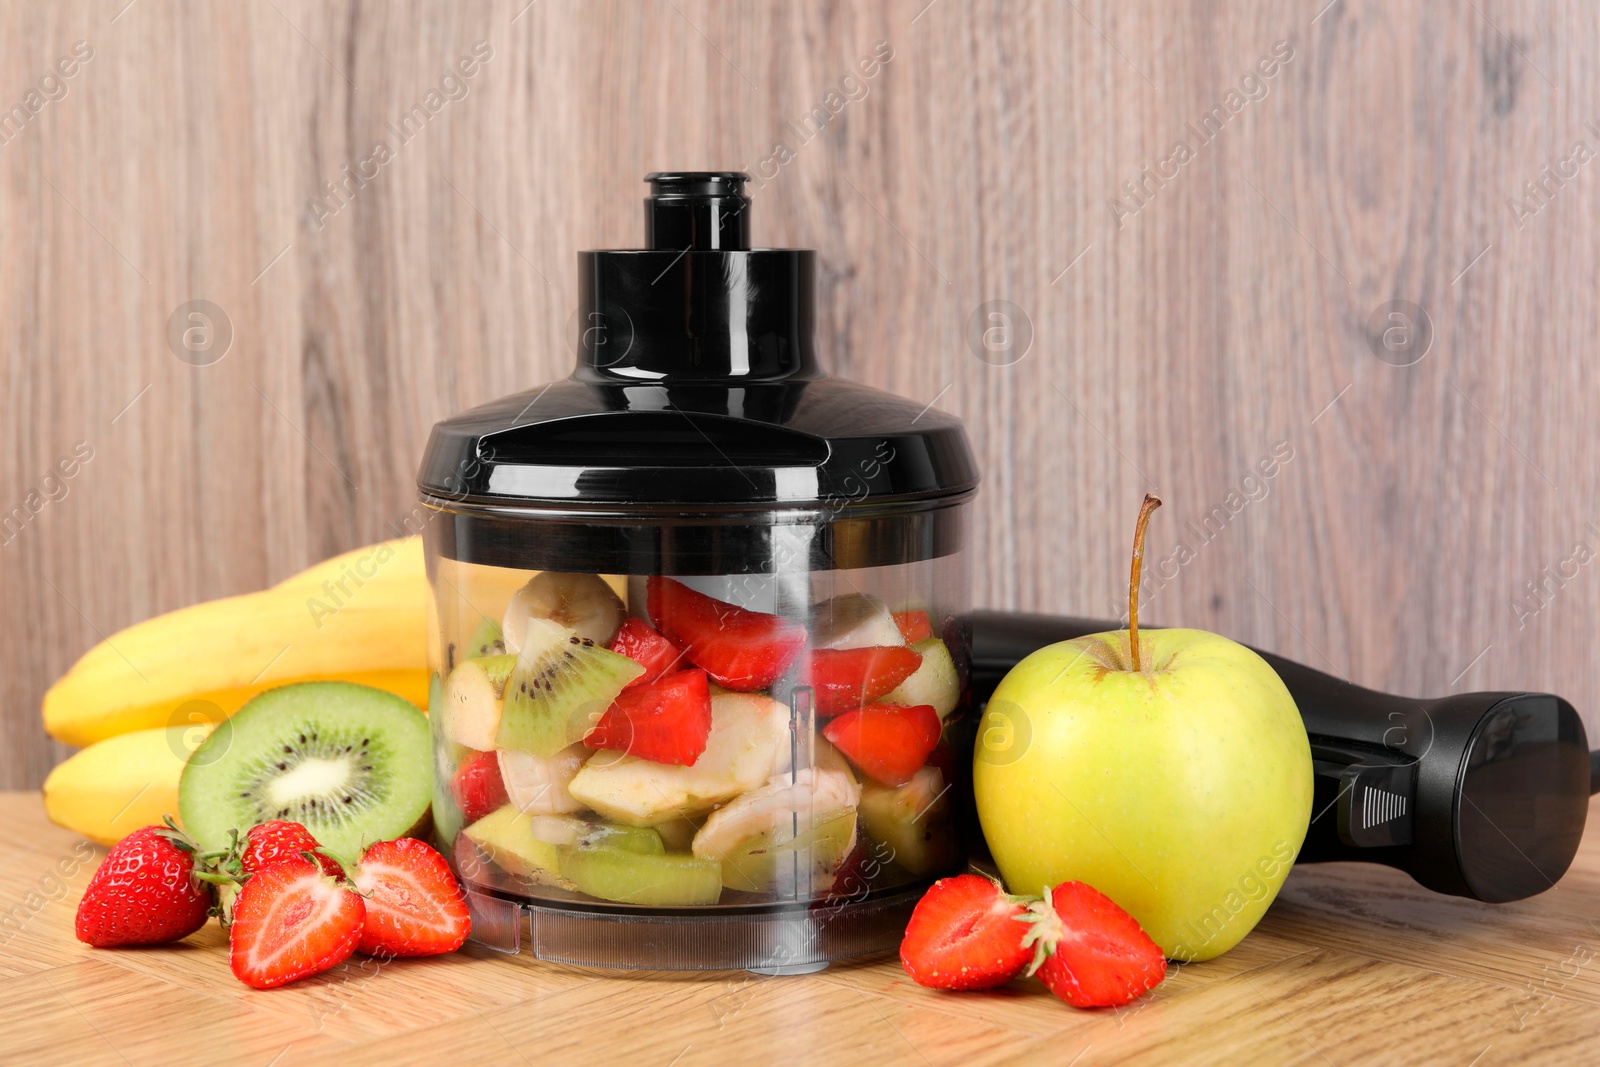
[[4, 791, 1600, 1064], [3, 0, 1596, 786]]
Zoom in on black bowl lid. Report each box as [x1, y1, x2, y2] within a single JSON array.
[[417, 173, 978, 510]]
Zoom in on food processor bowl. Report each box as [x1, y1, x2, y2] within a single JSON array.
[[417, 173, 979, 970]]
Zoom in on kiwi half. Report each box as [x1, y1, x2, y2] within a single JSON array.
[[179, 681, 432, 862]]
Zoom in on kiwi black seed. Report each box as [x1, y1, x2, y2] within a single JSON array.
[[178, 681, 432, 862]]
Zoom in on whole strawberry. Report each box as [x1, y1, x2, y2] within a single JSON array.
[[75, 825, 214, 947], [240, 819, 343, 878]]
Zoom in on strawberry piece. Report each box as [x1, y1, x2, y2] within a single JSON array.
[[75, 825, 214, 947], [585, 668, 713, 766], [452, 751, 510, 824], [352, 838, 471, 958], [241, 819, 343, 879], [899, 874, 1033, 990], [228, 855, 365, 989], [1022, 881, 1168, 1008], [646, 576, 806, 691], [800, 645, 923, 717], [822, 703, 941, 786], [893, 610, 935, 642], [610, 616, 686, 687]]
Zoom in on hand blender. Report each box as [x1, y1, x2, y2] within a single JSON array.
[[966, 611, 1595, 903]]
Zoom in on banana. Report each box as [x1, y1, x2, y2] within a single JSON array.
[[43, 579, 429, 747], [811, 593, 904, 650], [498, 745, 589, 816], [43, 726, 210, 845], [502, 571, 626, 652], [271, 537, 424, 595]]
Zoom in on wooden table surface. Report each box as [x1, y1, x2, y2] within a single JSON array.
[[4, 792, 1597, 1066]]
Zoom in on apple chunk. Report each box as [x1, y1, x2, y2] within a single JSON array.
[[566, 691, 791, 826]]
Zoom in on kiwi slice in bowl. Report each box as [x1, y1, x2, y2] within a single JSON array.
[[179, 681, 432, 862]]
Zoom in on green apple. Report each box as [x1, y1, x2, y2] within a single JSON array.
[[973, 495, 1312, 962]]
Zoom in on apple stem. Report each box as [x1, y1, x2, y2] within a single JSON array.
[[1128, 493, 1162, 673]]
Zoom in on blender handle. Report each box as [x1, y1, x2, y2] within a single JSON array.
[[964, 610, 1596, 902], [969, 610, 1423, 746]]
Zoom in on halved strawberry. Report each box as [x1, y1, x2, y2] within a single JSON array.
[[610, 616, 687, 687], [229, 855, 365, 989], [1022, 881, 1167, 1008], [900, 874, 1033, 990], [646, 576, 806, 691], [893, 610, 935, 642], [585, 668, 713, 766], [241, 819, 343, 879], [352, 838, 471, 958], [452, 751, 510, 824], [799, 645, 923, 717], [822, 702, 941, 786]]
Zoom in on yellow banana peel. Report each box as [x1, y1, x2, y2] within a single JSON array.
[[43, 542, 432, 748], [43, 726, 208, 845]]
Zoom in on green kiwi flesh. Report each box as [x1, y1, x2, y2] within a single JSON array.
[[463, 616, 506, 660], [498, 617, 643, 756], [179, 681, 432, 862]]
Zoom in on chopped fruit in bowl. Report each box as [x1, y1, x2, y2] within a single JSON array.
[[433, 570, 970, 915], [609, 616, 686, 686], [499, 618, 643, 757], [584, 668, 713, 765], [822, 702, 941, 786], [893, 610, 935, 643], [799, 645, 923, 717], [812, 593, 905, 649], [453, 750, 511, 824], [646, 576, 807, 691]]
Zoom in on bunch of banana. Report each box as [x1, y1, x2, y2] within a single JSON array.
[[43, 538, 431, 844]]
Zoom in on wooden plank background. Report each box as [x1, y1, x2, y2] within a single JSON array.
[[2, 0, 1594, 788]]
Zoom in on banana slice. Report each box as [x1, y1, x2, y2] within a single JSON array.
[[692, 767, 862, 892], [503, 572, 625, 653], [498, 744, 589, 816], [694, 767, 862, 857], [812, 593, 904, 650]]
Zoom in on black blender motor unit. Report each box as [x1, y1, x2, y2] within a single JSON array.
[[966, 613, 1596, 904]]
